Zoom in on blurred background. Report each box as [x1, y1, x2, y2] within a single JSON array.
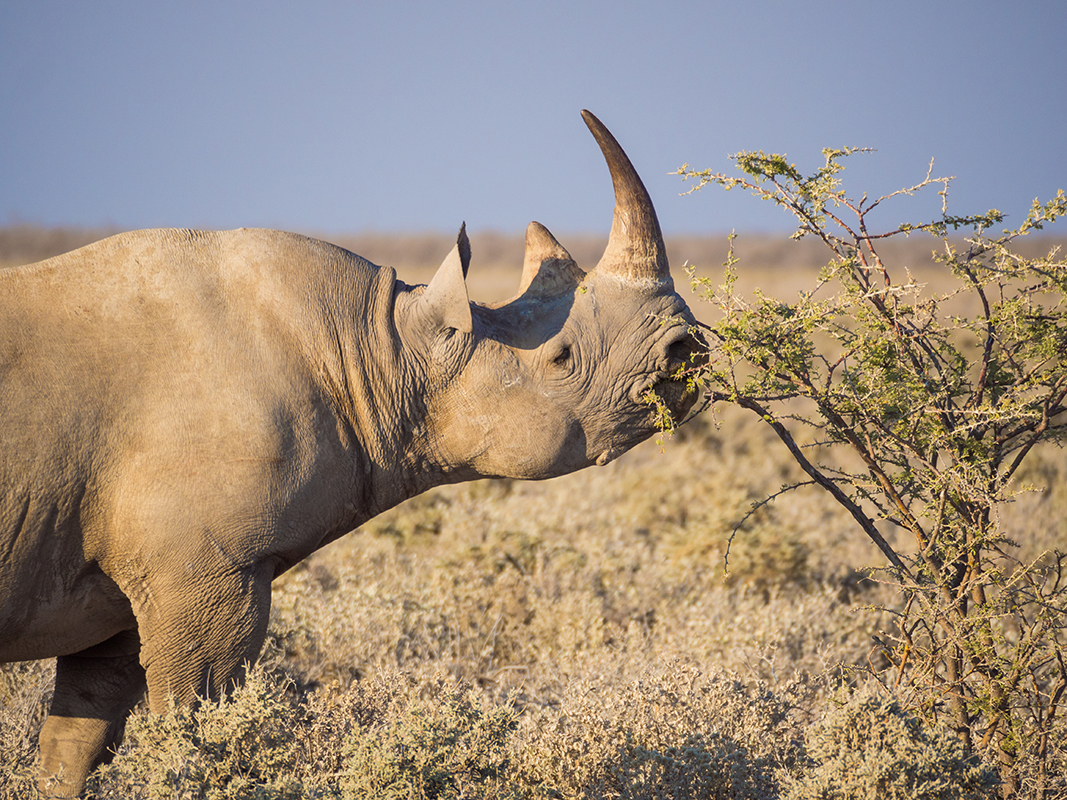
[[2, 0, 1065, 242]]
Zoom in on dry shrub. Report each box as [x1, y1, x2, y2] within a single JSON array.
[[785, 686, 999, 800], [84, 662, 402, 799], [84, 663, 516, 800], [0, 660, 53, 799], [340, 676, 516, 800], [268, 510, 880, 703], [513, 660, 812, 799], [89, 664, 309, 799]]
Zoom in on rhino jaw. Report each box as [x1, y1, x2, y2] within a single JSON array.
[[595, 448, 621, 467]]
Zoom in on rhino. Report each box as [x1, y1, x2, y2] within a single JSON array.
[[0, 110, 702, 796]]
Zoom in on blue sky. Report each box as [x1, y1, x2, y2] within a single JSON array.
[[2, 1, 1064, 236]]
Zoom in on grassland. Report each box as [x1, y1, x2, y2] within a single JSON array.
[[2, 226, 1066, 798]]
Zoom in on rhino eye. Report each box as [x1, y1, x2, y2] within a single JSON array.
[[551, 345, 572, 368]]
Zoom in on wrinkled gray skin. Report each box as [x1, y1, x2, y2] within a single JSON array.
[[0, 111, 702, 797]]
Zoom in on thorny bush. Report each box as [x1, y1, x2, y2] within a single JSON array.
[[677, 149, 1067, 798]]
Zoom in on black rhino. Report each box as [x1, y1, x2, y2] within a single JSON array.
[[0, 111, 702, 796]]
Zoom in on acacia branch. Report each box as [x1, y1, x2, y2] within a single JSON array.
[[733, 394, 913, 580]]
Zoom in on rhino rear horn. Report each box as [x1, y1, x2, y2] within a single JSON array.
[[582, 110, 671, 285], [421, 224, 473, 333], [513, 221, 585, 301]]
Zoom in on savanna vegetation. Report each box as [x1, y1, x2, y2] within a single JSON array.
[[2, 151, 1066, 799]]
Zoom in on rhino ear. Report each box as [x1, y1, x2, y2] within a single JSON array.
[[456, 221, 472, 279], [421, 224, 473, 334]]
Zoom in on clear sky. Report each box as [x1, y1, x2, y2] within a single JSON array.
[[2, 1, 1064, 237]]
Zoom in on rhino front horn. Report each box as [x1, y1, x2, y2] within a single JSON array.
[[582, 109, 671, 286]]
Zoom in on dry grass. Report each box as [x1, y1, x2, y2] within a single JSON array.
[[3, 226, 1067, 798]]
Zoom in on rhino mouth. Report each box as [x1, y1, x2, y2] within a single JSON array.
[[634, 330, 706, 420]]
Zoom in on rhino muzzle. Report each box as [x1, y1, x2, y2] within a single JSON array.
[[632, 326, 704, 410]]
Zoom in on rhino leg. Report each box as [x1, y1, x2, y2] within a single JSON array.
[[136, 564, 274, 710], [38, 630, 146, 799]]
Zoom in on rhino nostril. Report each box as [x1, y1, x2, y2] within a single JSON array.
[[665, 337, 695, 369]]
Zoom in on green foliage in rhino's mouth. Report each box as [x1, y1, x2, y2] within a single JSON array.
[[642, 361, 702, 434]]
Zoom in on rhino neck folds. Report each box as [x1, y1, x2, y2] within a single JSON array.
[[327, 279, 476, 502]]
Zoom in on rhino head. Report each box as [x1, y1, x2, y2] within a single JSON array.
[[399, 110, 703, 481]]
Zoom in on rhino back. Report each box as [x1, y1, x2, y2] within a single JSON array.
[[0, 228, 395, 657]]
